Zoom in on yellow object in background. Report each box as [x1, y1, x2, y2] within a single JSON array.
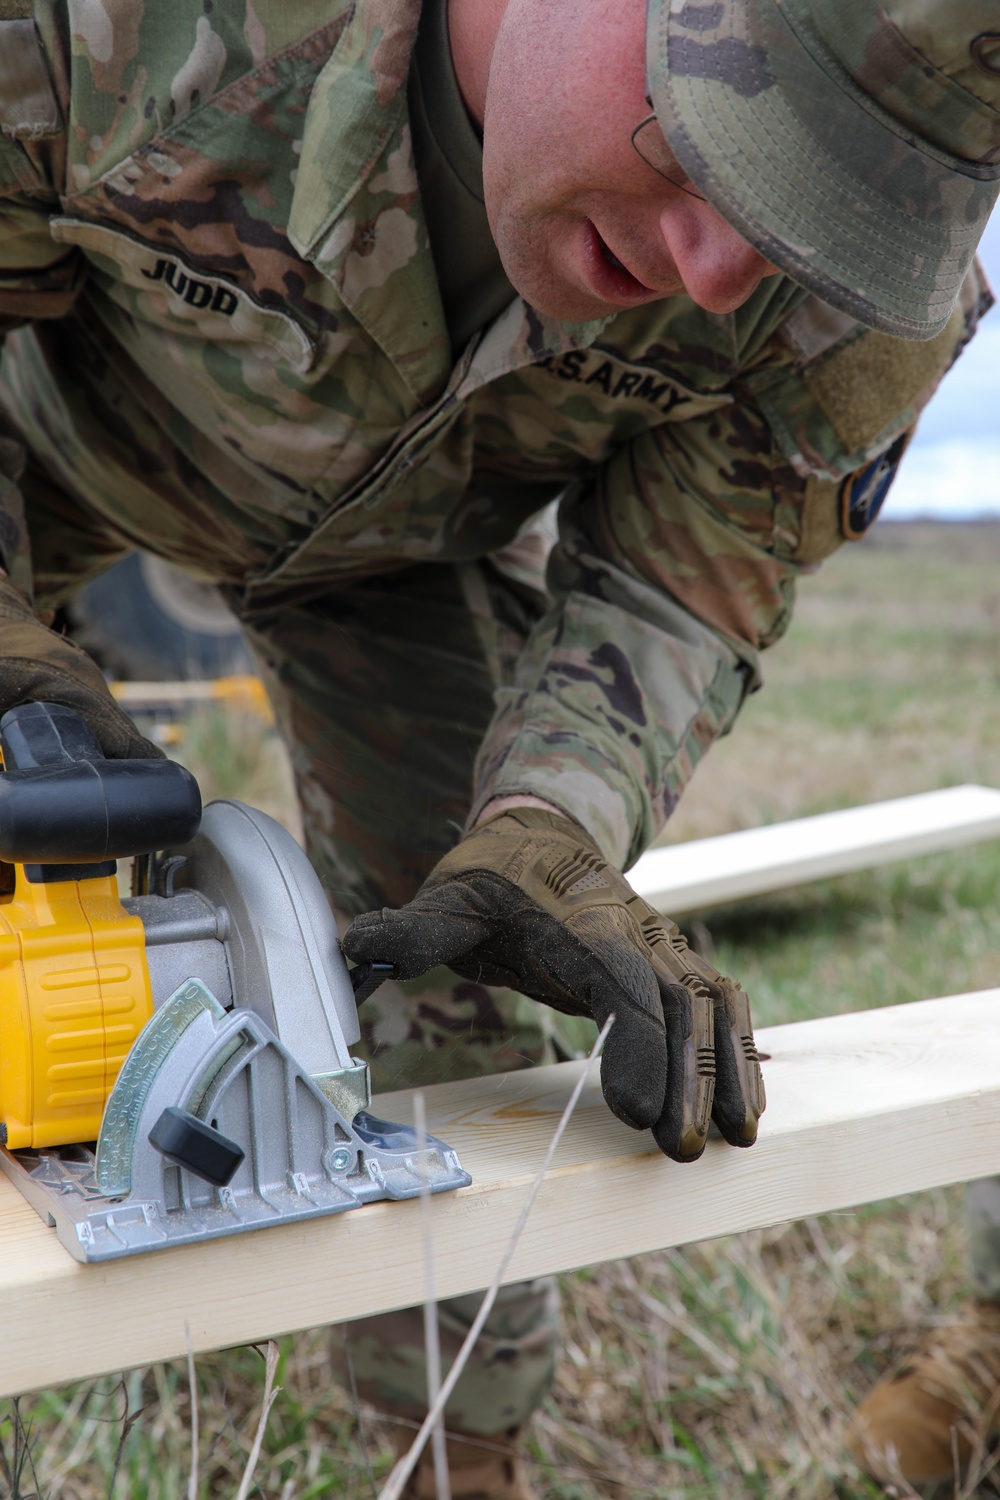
[[110, 674, 274, 722], [0, 869, 153, 1150]]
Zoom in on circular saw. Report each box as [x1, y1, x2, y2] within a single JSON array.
[[0, 702, 470, 1262]]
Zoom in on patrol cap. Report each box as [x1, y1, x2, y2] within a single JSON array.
[[646, 0, 1000, 339]]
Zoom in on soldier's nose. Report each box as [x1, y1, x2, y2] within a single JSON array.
[[658, 199, 778, 313]]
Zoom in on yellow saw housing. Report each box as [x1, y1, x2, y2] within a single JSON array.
[[0, 865, 153, 1150]]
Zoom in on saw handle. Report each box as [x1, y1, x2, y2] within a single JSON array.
[[0, 701, 202, 865]]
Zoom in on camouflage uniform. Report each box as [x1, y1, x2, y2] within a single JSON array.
[[965, 1181, 1000, 1307], [0, 0, 987, 1433]]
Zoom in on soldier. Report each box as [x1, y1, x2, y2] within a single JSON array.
[[0, 0, 997, 1494]]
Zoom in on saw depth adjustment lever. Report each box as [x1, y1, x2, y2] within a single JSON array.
[[147, 1105, 245, 1189]]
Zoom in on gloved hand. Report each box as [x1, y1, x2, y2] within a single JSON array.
[[0, 575, 161, 759], [343, 806, 765, 1162]]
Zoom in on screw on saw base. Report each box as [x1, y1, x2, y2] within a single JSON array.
[[330, 1147, 352, 1171]]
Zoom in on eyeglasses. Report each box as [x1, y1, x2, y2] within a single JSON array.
[[630, 111, 706, 201]]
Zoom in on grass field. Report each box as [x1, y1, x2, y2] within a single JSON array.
[[5, 520, 1000, 1499]]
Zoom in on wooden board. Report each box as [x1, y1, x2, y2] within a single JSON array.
[[4, 987, 1000, 1397], [629, 784, 1000, 916]]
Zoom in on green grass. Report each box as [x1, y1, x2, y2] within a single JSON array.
[[7, 521, 1000, 1497], [699, 842, 1000, 1028]]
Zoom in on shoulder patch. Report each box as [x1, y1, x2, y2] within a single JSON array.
[[839, 430, 910, 541]]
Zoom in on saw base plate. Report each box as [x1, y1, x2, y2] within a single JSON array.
[[0, 978, 470, 1263], [1, 1110, 470, 1262]]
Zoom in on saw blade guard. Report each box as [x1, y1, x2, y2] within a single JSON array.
[[162, 799, 368, 1110]]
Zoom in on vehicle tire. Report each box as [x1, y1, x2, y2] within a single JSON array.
[[69, 553, 252, 681]]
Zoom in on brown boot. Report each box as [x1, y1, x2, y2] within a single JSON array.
[[846, 1301, 1000, 1486], [388, 1425, 539, 1500]]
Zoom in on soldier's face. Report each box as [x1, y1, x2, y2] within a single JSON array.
[[480, 0, 778, 321]]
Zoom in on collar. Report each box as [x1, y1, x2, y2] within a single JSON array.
[[289, 0, 609, 406]]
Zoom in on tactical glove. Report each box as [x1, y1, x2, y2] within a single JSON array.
[[0, 575, 161, 759], [343, 806, 765, 1162]]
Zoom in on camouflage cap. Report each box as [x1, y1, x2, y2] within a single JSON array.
[[647, 0, 1000, 339]]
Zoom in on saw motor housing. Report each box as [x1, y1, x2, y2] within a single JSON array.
[[0, 701, 198, 1150], [0, 867, 153, 1150]]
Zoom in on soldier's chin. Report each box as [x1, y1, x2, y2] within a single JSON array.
[[489, 218, 600, 321], [501, 258, 612, 323]]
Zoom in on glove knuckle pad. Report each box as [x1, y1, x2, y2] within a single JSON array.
[[710, 982, 765, 1144]]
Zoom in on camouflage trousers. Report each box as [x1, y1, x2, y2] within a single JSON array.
[[19, 454, 574, 1435], [243, 561, 578, 1431], [967, 1179, 1000, 1305]]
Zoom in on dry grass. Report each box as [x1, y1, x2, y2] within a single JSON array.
[[173, 707, 301, 838], [5, 521, 1000, 1498], [539, 1196, 975, 1500]]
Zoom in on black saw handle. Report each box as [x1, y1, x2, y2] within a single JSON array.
[[0, 702, 201, 870]]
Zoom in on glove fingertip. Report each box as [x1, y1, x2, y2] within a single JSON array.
[[599, 1037, 665, 1132], [132, 733, 166, 762], [710, 1064, 763, 1146], [600, 1089, 658, 1133], [712, 1103, 760, 1149], [342, 908, 411, 964], [342, 907, 385, 941], [650, 1122, 708, 1165], [710, 986, 766, 1148], [343, 898, 492, 983]]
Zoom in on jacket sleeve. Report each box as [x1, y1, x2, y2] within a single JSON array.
[[469, 268, 990, 870], [0, 11, 81, 331], [0, 24, 83, 598], [0, 185, 83, 598], [0, 194, 83, 331]]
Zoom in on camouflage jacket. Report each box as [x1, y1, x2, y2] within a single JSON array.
[[0, 0, 987, 867]]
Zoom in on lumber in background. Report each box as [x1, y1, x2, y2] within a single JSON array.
[[3, 987, 1000, 1397], [630, 785, 1000, 916]]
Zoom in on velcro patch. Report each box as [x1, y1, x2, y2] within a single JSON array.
[[839, 431, 910, 540], [805, 302, 965, 457]]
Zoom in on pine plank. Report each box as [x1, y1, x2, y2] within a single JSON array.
[[630, 785, 1000, 915], [3, 988, 1000, 1396]]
